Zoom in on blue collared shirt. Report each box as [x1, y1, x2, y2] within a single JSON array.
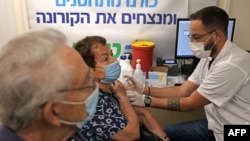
[[0, 125, 24, 141], [0, 125, 85, 141]]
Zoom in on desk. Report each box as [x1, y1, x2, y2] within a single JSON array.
[[146, 74, 186, 87], [147, 74, 206, 127], [167, 75, 185, 86], [146, 107, 206, 127]]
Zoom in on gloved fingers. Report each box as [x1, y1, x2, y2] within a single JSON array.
[[123, 75, 131, 79], [130, 97, 145, 107], [126, 93, 135, 98], [125, 80, 135, 88], [131, 101, 139, 106], [131, 90, 144, 96], [126, 90, 143, 96], [126, 90, 135, 95], [128, 97, 136, 102], [124, 84, 133, 91], [124, 75, 137, 83], [126, 91, 136, 101]]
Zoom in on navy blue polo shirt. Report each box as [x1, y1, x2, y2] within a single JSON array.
[[0, 125, 24, 141], [0, 125, 85, 141]]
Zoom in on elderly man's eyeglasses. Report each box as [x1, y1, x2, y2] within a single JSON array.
[[39, 84, 97, 108], [188, 30, 215, 40]]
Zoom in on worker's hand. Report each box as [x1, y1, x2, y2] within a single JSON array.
[[126, 90, 145, 107], [124, 75, 145, 94]]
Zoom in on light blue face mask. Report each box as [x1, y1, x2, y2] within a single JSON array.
[[101, 61, 121, 84], [60, 86, 99, 129]]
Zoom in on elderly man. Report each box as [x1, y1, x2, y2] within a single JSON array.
[[0, 28, 99, 141]]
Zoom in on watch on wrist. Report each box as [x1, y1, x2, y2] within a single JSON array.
[[144, 95, 151, 107]]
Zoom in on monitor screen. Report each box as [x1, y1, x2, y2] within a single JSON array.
[[175, 18, 236, 59]]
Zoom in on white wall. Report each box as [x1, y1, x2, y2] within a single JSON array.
[[0, 0, 16, 46], [0, 0, 28, 48], [218, 0, 250, 50], [229, 0, 250, 51]]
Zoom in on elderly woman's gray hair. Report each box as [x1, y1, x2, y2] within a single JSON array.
[[0, 28, 73, 130]]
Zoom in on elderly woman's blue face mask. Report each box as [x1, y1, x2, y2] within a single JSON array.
[[100, 61, 121, 84]]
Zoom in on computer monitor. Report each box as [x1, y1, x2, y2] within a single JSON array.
[[175, 18, 236, 59]]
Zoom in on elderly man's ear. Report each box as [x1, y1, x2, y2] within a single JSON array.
[[90, 69, 105, 80], [41, 102, 62, 127]]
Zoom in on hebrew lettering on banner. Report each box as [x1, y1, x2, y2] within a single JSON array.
[[26, 0, 188, 59]]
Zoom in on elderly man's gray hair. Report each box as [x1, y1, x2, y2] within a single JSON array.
[[0, 28, 73, 130]]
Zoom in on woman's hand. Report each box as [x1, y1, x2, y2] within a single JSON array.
[[111, 80, 127, 99]]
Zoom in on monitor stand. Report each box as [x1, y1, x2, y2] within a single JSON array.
[[181, 57, 200, 77]]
